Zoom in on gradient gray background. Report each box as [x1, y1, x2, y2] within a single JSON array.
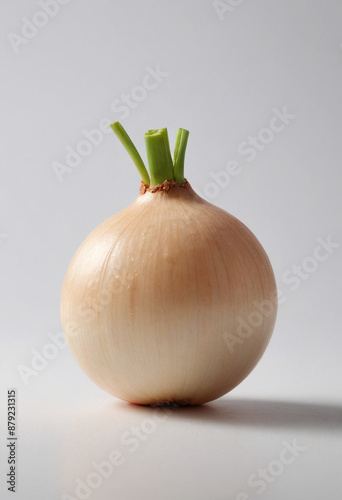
[[1, 1, 341, 499]]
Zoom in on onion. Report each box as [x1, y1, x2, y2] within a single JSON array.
[[60, 123, 277, 406]]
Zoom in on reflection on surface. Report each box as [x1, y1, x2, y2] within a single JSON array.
[[57, 397, 341, 499]]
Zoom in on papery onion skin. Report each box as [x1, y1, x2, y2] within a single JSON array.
[[61, 181, 277, 406]]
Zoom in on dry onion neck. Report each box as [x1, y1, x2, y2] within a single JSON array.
[[110, 122, 189, 188]]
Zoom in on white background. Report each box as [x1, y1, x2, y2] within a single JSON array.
[[1, 1, 342, 499]]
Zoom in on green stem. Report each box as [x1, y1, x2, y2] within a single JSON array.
[[173, 128, 189, 185], [111, 122, 190, 188], [144, 128, 174, 186], [110, 122, 150, 186]]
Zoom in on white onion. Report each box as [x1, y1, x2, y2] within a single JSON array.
[[61, 124, 277, 406]]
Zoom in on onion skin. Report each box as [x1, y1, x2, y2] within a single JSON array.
[[61, 182, 277, 405]]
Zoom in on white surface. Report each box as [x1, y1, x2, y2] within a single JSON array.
[[1, 1, 342, 499]]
